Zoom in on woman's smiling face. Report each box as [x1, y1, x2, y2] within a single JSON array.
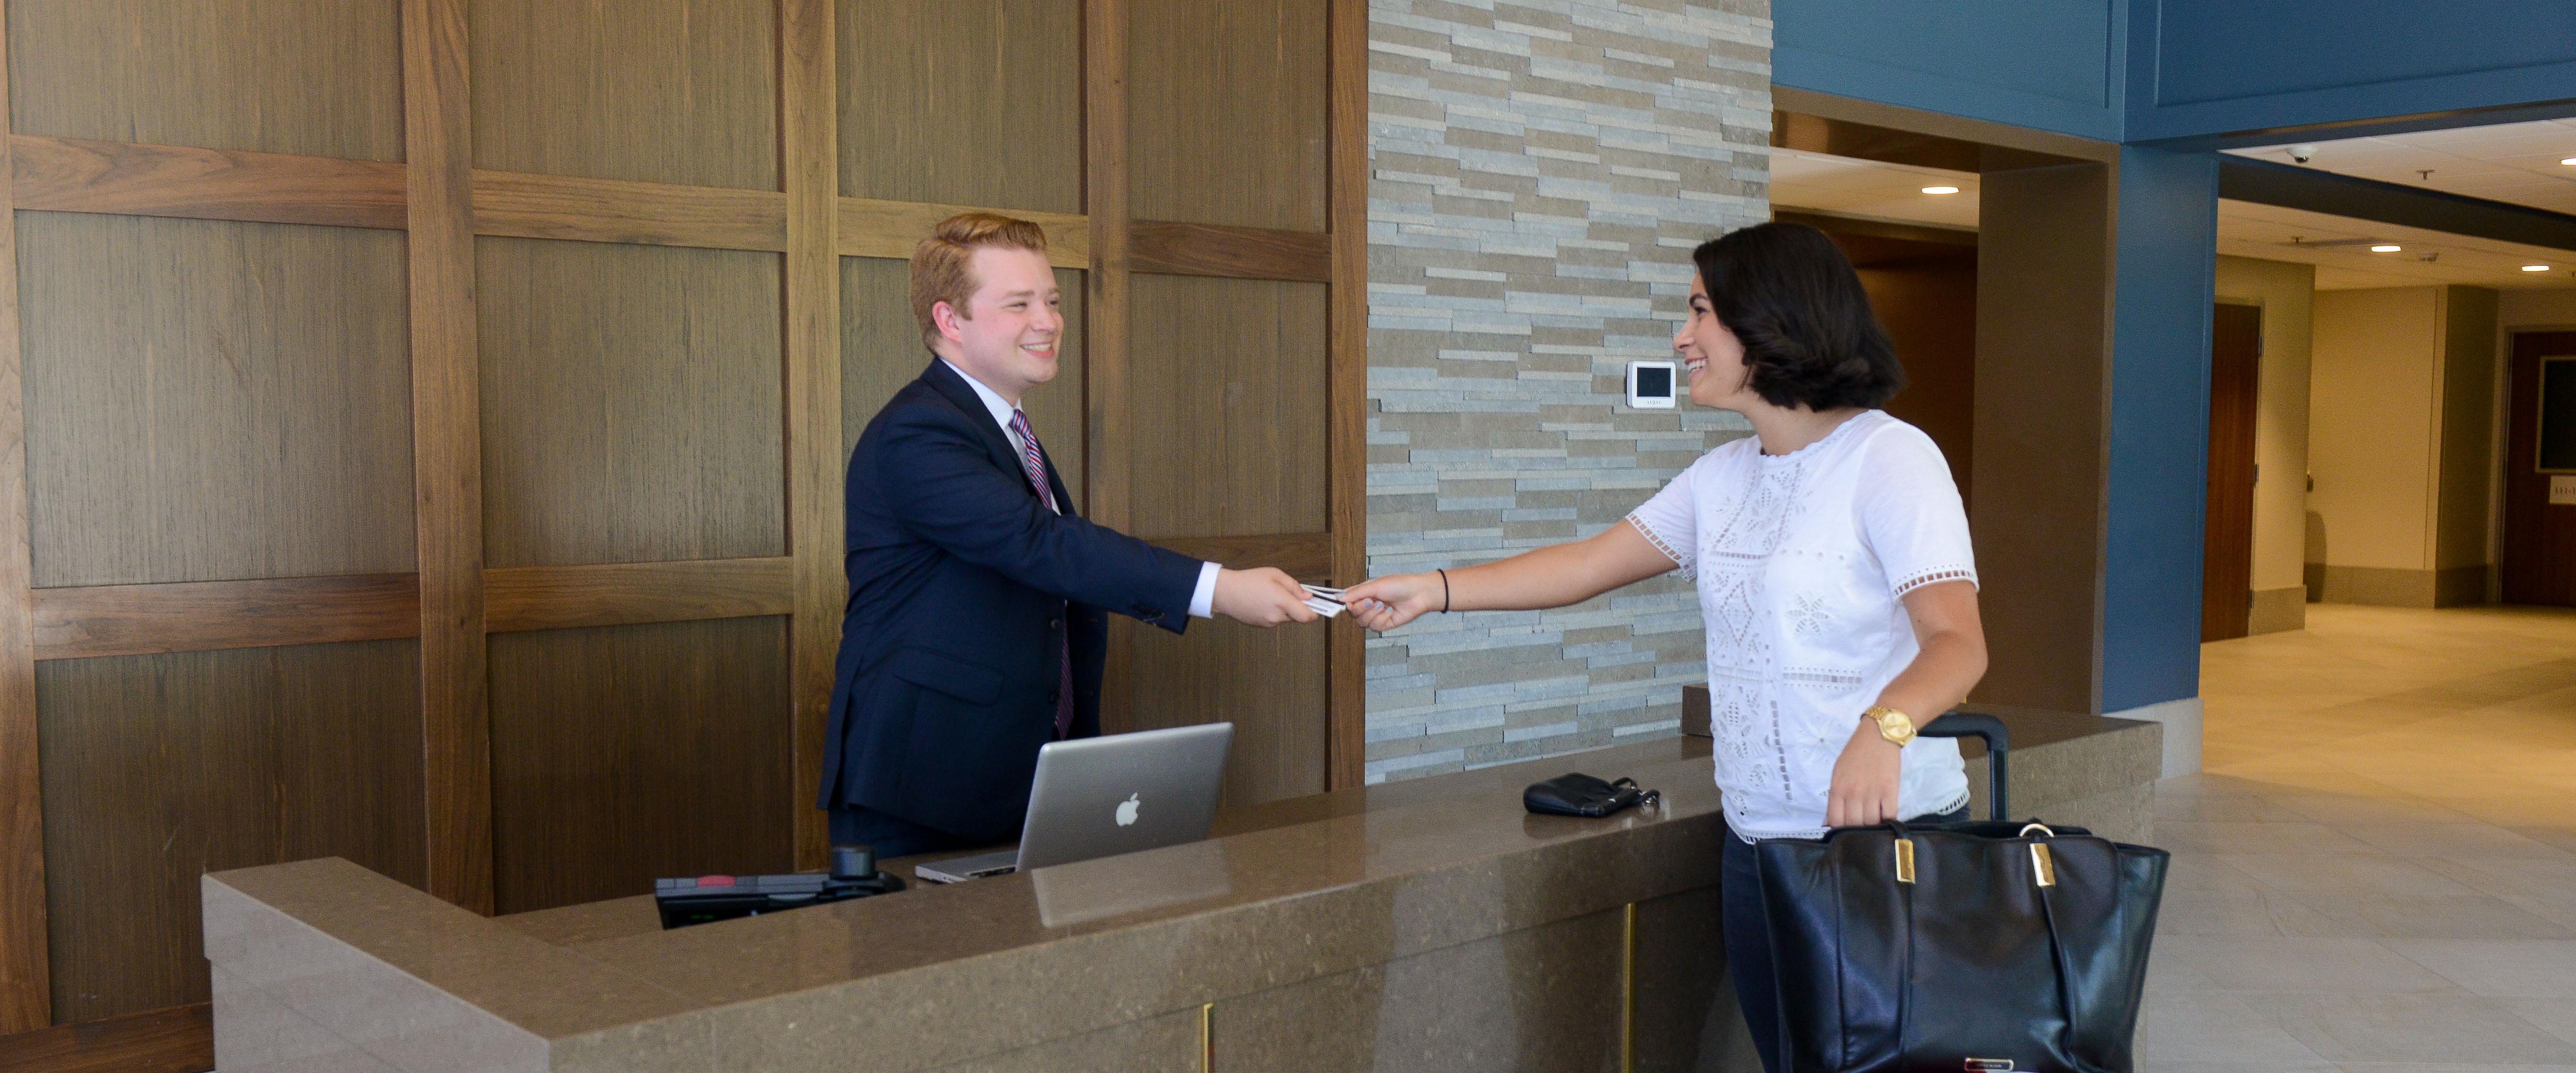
[[1674, 270, 1751, 409]]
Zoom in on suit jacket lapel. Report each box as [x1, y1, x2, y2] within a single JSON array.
[[919, 357, 1069, 515]]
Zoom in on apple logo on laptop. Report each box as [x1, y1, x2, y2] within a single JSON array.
[[1115, 793, 1141, 827]]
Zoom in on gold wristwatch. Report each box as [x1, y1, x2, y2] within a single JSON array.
[[1862, 705, 1917, 747]]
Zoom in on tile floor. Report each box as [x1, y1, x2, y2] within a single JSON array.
[[2135, 602, 2576, 1073]]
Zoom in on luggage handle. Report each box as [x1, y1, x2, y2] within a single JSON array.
[[1917, 710, 2009, 820]]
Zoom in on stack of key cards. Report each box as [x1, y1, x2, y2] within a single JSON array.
[[1301, 583, 1348, 618]]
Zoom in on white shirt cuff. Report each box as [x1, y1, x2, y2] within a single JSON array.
[[1189, 561, 1221, 619]]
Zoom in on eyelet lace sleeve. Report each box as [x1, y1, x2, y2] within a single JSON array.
[[1626, 513, 1694, 580]]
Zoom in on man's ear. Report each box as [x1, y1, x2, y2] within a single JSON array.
[[932, 299, 969, 343]]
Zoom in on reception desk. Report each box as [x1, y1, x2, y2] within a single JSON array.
[[203, 711, 2158, 1073]]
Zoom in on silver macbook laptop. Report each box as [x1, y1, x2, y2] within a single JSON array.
[[914, 722, 1232, 884]]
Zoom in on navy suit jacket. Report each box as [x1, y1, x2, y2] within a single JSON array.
[[822, 358, 1203, 841]]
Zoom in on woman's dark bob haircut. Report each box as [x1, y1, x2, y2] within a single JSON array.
[[1691, 221, 1905, 412]]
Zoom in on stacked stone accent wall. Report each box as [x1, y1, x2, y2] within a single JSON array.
[[1363, 0, 1773, 782]]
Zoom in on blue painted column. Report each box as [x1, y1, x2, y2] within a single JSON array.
[[2102, 144, 2218, 767]]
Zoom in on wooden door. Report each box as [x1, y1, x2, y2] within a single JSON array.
[[2202, 303, 2262, 641], [2503, 331, 2576, 606]]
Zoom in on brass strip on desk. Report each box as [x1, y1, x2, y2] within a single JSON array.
[[1621, 901, 1638, 1073], [1201, 1002, 1214, 1071]]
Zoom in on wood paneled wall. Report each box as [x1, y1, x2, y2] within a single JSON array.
[[0, 0, 1367, 1056]]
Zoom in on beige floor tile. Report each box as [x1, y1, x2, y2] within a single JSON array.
[[2263, 893, 2576, 941], [2155, 795, 2311, 823], [2156, 890, 2281, 937], [2384, 940, 2576, 997], [2329, 822, 2576, 861], [2273, 793, 2484, 827], [2216, 852, 2484, 898], [2331, 1064, 2576, 1073], [2159, 820, 2377, 855], [2151, 936, 2462, 994], [2501, 995, 2576, 1048], [2135, 990, 2326, 1064], [2237, 992, 2576, 1064], [2165, 853, 2272, 893]]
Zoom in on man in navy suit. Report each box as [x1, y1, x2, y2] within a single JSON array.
[[823, 213, 1317, 858]]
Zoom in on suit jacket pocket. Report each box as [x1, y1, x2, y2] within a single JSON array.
[[888, 646, 1005, 705]]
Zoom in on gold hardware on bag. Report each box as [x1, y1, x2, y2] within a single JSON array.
[[2019, 822, 2055, 838], [1894, 838, 1917, 883], [2030, 843, 2056, 887]]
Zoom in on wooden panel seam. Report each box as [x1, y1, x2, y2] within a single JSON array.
[[1147, 532, 1332, 581], [472, 169, 787, 251], [0, 1001, 210, 1073], [9, 134, 407, 230], [33, 575, 423, 661], [784, 0, 842, 873], [403, 0, 495, 916], [1085, 0, 1134, 736], [838, 195, 1089, 267], [484, 558, 796, 634], [1130, 219, 1329, 282], [0, 10, 52, 1033], [1326, 0, 1370, 792]]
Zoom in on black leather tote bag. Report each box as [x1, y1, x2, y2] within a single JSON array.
[[1753, 818, 2170, 1073]]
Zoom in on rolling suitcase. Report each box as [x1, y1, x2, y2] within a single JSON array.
[[1752, 711, 2171, 1073]]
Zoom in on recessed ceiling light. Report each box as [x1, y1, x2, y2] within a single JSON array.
[[2562, 157, 2576, 166], [2370, 244, 2402, 253], [1920, 185, 1960, 195], [2524, 264, 2553, 272]]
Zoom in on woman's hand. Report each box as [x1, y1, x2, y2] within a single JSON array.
[[1341, 573, 1444, 632], [1825, 718, 1903, 827]]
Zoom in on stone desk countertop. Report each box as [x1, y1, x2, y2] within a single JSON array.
[[204, 711, 2157, 1073]]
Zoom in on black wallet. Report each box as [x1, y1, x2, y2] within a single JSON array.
[[1523, 772, 1661, 817]]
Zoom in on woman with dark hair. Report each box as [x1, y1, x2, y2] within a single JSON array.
[[1342, 220, 1987, 1072]]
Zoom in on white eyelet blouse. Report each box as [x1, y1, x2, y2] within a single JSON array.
[[1627, 410, 1977, 841]]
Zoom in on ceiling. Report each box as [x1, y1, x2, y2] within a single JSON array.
[[1770, 146, 2576, 290], [2226, 118, 2576, 216]]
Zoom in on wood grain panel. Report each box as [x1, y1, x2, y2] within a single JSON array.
[[404, 0, 493, 916], [36, 641, 426, 1023], [476, 238, 786, 568], [785, 0, 843, 872], [1120, 619, 1328, 807], [5, 0, 403, 161], [484, 559, 794, 633], [835, 0, 1083, 214], [34, 575, 421, 661], [488, 618, 793, 914], [840, 259, 1089, 506], [1085, 0, 1136, 733], [16, 214, 416, 589], [468, 0, 776, 190], [472, 170, 787, 251], [1326, 0, 1369, 792], [1130, 220, 1329, 282], [1127, 0, 1328, 231], [0, 1002, 209, 1073], [1147, 532, 1330, 581], [0, 16, 49, 1032], [1127, 276, 1329, 538], [11, 135, 406, 230], [836, 198, 1090, 267]]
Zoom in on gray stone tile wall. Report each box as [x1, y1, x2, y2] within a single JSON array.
[[1363, 0, 1772, 783]]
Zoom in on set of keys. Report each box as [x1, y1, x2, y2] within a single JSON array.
[[1300, 583, 1348, 618]]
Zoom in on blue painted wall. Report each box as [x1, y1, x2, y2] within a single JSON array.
[[2101, 146, 2219, 714], [1773, 0, 2127, 141], [2131, 0, 2576, 142]]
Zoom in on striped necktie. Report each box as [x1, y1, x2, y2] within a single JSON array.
[[1006, 410, 1074, 738]]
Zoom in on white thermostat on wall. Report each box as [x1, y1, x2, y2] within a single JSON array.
[[1627, 360, 1678, 409]]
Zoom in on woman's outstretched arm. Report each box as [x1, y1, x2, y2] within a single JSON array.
[[1342, 519, 1678, 632]]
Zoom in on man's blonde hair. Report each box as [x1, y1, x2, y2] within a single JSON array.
[[910, 212, 1051, 349]]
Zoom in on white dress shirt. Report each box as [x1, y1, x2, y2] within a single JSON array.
[[942, 359, 1219, 618]]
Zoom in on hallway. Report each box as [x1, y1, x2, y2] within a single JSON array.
[[2139, 603, 2576, 1071]]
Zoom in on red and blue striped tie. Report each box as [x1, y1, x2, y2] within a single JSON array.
[[1007, 410, 1075, 738]]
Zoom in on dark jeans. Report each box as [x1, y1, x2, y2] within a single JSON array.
[[827, 805, 981, 860], [1721, 804, 1969, 1073]]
